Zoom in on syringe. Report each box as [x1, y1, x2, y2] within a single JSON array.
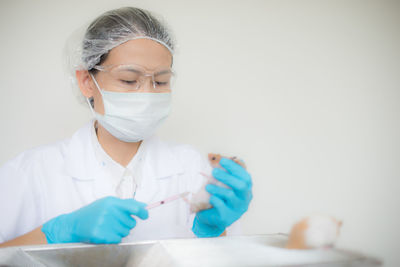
[[146, 192, 189, 210]]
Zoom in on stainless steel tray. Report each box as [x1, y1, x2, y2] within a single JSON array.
[[0, 234, 382, 266]]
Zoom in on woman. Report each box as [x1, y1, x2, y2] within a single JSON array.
[[0, 7, 252, 246]]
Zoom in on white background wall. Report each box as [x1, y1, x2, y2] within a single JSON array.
[[0, 0, 399, 265]]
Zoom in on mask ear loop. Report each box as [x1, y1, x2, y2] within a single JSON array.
[[86, 97, 95, 111], [86, 73, 104, 118], [87, 73, 101, 131], [85, 95, 98, 132]]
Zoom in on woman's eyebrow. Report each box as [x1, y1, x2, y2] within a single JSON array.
[[155, 69, 172, 75], [123, 68, 141, 73], [120, 66, 171, 74]]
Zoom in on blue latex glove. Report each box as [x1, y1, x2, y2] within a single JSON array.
[[192, 158, 253, 237], [42, 196, 148, 244]]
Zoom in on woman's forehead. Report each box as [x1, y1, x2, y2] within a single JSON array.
[[104, 39, 172, 70]]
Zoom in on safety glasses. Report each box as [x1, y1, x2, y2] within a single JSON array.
[[93, 64, 175, 92]]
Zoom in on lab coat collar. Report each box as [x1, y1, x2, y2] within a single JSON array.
[[64, 120, 184, 181]]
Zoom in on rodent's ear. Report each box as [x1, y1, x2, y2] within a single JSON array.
[[207, 153, 247, 169], [231, 157, 247, 169]]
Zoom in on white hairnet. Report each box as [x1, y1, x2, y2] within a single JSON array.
[[65, 7, 175, 102]]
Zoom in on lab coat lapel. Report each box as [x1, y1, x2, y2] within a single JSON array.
[[63, 121, 114, 204], [135, 136, 185, 203], [142, 136, 185, 179]]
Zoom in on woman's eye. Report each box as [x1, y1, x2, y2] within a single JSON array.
[[120, 80, 137, 85], [156, 81, 168, 86]]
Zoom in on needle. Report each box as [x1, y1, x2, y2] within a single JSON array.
[[146, 192, 189, 210]]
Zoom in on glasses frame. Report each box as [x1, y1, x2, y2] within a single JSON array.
[[92, 63, 175, 91]]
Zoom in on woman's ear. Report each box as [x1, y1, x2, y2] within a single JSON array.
[[76, 70, 95, 98]]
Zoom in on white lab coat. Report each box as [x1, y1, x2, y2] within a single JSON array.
[[0, 121, 240, 243]]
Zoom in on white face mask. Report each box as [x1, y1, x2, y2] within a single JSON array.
[[87, 74, 171, 142]]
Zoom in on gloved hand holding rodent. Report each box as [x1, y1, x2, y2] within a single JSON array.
[[42, 197, 148, 244], [191, 154, 253, 237]]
